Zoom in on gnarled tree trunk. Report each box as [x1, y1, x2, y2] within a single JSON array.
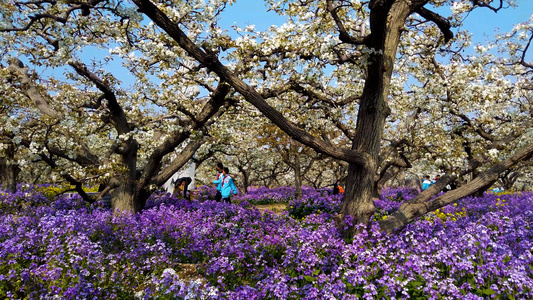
[[337, 0, 412, 237]]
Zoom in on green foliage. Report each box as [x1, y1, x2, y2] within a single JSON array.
[[403, 274, 427, 299]]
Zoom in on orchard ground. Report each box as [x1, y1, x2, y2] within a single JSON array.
[[1, 185, 533, 299]]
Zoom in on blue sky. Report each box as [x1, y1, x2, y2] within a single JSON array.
[[454, 0, 533, 43], [219, 0, 284, 31], [219, 0, 533, 44]]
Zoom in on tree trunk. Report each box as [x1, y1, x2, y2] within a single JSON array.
[[110, 183, 151, 214], [338, 163, 378, 237], [111, 139, 144, 213], [0, 143, 19, 192], [337, 0, 412, 237], [112, 183, 138, 212], [237, 166, 250, 194], [379, 142, 533, 233], [293, 152, 303, 199], [110, 138, 200, 213], [242, 171, 250, 194]]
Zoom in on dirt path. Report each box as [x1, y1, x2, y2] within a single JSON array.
[[254, 204, 287, 214]]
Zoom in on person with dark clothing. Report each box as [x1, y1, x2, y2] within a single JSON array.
[[447, 182, 457, 191], [212, 162, 224, 202], [172, 177, 192, 199], [333, 180, 344, 195]]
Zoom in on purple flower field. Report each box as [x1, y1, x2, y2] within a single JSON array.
[[1, 186, 533, 299]]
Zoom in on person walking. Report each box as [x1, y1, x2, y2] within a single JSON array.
[[212, 162, 224, 202], [220, 167, 238, 203]]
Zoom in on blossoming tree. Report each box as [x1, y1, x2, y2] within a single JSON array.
[[2, 0, 532, 237], [0, 1, 237, 212]]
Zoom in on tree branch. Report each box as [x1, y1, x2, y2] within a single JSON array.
[[520, 33, 533, 69], [38, 149, 97, 204], [471, 0, 504, 13], [0, 0, 104, 32], [150, 139, 204, 186], [290, 81, 361, 107], [415, 7, 453, 44], [326, 0, 368, 45], [69, 61, 131, 135], [6, 58, 63, 119]]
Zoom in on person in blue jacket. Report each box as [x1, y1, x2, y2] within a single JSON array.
[[212, 162, 224, 201], [422, 175, 432, 190], [220, 167, 238, 203]]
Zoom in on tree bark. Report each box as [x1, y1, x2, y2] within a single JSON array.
[[0, 143, 19, 192], [237, 166, 250, 194], [110, 137, 140, 212], [8, 58, 62, 119], [293, 152, 303, 199], [500, 170, 520, 191], [379, 142, 533, 233]]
